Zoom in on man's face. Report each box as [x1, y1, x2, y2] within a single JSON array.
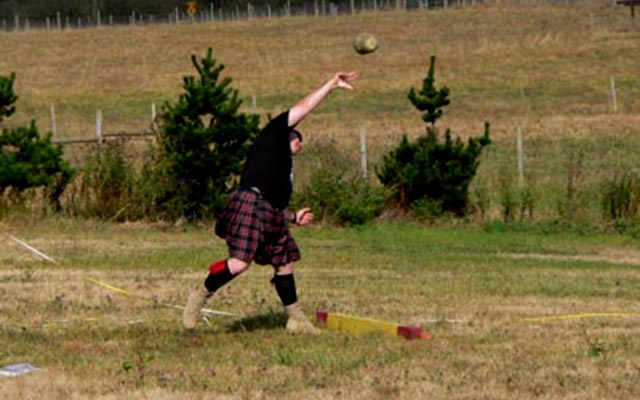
[[290, 137, 303, 155]]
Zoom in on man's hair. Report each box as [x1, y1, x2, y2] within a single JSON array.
[[289, 129, 303, 142]]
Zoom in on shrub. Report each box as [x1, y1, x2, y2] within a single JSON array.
[[0, 72, 17, 123], [153, 47, 259, 221], [293, 140, 387, 226], [601, 168, 638, 221], [377, 55, 491, 217], [72, 140, 149, 221], [0, 72, 73, 211]]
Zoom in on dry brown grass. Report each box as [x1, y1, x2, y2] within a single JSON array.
[[1, 3, 638, 148], [2, 218, 640, 398]]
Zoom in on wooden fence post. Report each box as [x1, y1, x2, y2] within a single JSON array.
[[360, 124, 368, 180], [50, 105, 57, 137], [610, 75, 618, 113], [516, 123, 524, 188], [96, 110, 103, 148]]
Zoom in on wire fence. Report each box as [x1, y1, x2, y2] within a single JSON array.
[[0, 0, 622, 32], [46, 103, 640, 223]]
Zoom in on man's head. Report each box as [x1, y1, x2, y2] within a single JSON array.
[[289, 130, 303, 155]]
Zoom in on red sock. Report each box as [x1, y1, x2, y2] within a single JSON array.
[[204, 259, 236, 293]]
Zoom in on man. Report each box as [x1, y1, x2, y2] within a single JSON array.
[[183, 71, 359, 333]]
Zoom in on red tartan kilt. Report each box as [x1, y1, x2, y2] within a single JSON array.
[[215, 189, 300, 266]]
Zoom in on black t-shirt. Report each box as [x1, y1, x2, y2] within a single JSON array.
[[240, 111, 295, 210]]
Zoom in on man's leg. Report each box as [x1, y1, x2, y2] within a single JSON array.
[[183, 258, 249, 331], [273, 263, 319, 334]]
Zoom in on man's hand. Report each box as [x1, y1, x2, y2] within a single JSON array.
[[295, 208, 314, 226], [333, 71, 359, 91]]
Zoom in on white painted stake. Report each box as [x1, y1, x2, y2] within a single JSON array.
[[8, 235, 58, 264]]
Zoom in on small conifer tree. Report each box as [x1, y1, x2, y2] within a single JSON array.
[[154, 48, 259, 220], [0, 72, 73, 210], [0, 73, 18, 123], [378, 56, 491, 217]]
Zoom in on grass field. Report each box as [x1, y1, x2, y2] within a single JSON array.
[[1, 3, 640, 398], [1, 218, 640, 398]]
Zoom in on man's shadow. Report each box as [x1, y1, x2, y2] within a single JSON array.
[[225, 311, 288, 333]]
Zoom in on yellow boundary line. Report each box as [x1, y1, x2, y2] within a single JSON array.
[[6, 230, 639, 326], [3, 232, 236, 318], [522, 312, 640, 323], [86, 277, 237, 317]]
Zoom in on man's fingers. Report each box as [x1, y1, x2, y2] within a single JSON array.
[[338, 82, 354, 91], [338, 71, 359, 82], [296, 208, 314, 225]]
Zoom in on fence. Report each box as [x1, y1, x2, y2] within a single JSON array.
[[3, 0, 625, 33], [1, 0, 482, 32], [49, 105, 156, 146]]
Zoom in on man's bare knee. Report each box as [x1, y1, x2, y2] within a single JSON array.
[[274, 263, 294, 276], [228, 258, 250, 275]]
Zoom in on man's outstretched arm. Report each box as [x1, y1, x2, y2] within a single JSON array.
[[287, 71, 359, 127]]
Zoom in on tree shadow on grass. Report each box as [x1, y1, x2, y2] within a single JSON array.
[[226, 310, 287, 333]]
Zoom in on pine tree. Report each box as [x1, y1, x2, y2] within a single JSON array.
[[0, 72, 73, 210], [154, 47, 259, 220], [407, 55, 450, 126], [378, 56, 491, 217], [0, 72, 17, 123]]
